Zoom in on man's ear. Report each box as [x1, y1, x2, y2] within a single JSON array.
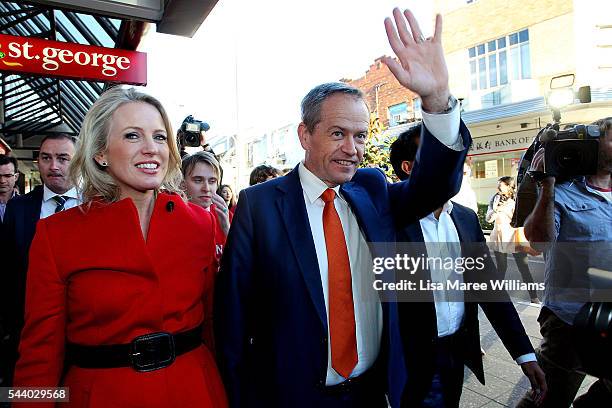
[[401, 160, 413, 176], [297, 122, 310, 151]]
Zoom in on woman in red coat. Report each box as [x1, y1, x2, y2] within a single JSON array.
[[13, 87, 228, 407]]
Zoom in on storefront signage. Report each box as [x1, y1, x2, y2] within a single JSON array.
[[468, 131, 537, 156], [0, 33, 147, 85]]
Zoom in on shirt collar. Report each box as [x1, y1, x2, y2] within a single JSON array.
[[43, 184, 79, 202], [298, 161, 343, 205], [424, 200, 453, 221], [568, 177, 610, 198]]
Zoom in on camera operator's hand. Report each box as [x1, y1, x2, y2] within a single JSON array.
[[524, 147, 556, 250], [529, 148, 556, 185], [529, 148, 545, 173], [211, 193, 231, 237], [521, 361, 547, 406]]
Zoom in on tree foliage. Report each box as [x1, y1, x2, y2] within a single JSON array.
[[360, 113, 397, 181]]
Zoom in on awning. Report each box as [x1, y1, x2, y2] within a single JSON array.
[[0, 0, 142, 149]]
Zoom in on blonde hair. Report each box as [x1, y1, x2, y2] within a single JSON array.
[[70, 87, 182, 203]]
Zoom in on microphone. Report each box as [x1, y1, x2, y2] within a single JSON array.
[[166, 201, 174, 213]]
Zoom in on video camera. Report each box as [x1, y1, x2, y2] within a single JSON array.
[[178, 115, 210, 148], [573, 268, 612, 380], [526, 123, 601, 179], [512, 75, 601, 227]]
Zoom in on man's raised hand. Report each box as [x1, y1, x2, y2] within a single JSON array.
[[382, 8, 450, 113]]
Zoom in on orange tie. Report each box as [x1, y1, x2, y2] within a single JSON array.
[[320, 188, 357, 378]]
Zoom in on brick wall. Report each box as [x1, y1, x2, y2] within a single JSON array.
[[341, 57, 418, 127]]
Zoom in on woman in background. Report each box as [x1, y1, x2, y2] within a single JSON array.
[[487, 176, 540, 304], [219, 184, 237, 218], [13, 87, 227, 407]]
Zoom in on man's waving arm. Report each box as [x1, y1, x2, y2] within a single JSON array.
[[383, 8, 471, 225]]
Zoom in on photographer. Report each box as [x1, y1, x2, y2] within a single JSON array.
[[517, 117, 612, 407], [177, 115, 215, 158]]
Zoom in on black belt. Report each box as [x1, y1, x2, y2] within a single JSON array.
[[65, 325, 202, 372], [320, 367, 379, 395], [433, 329, 464, 349]]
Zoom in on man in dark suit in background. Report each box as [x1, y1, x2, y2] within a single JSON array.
[[389, 124, 547, 407], [215, 9, 471, 408], [0, 133, 79, 386], [0, 155, 19, 224]]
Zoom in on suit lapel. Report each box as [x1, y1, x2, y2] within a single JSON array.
[[275, 169, 328, 331], [450, 206, 473, 263], [339, 182, 380, 243], [402, 221, 425, 243], [450, 207, 469, 243], [25, 186, 43, 240]]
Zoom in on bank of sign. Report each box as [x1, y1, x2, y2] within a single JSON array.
[[468, 131, 537, 156], [0, 33, 146, 85]]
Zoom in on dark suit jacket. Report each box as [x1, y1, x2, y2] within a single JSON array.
[[0, 185, 43, 334], [396, 202, 535, 407], [214, 123, 471, 408]]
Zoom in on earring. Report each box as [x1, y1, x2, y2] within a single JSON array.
[[101, 161, 108, 167]]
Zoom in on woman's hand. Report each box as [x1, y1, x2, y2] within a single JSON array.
[[211, 193, 230, 237]]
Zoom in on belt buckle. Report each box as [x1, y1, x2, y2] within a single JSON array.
[[129, 331, 175, 372]]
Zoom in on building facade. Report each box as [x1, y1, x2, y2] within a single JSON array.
[[341, 57, 421, 128], [436, 0, 612, 203], [209, 0, 612, 197]]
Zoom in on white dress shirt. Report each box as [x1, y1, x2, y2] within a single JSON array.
[[298, 163, 382, 385], [419, 201, 536, 365], [421, 99, 464, 151], [40, 185, 80, 219], [419, 201, 465, 337]]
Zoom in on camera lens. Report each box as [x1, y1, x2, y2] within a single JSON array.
[[555, 145, 582, 171], [184, 132, 200, 147]]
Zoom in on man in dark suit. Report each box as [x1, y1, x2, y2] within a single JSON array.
[[215, 9, 470, 407], [0, 133, 79, 386], [389, 125, 547, 407], [0, 154, 19, 224]]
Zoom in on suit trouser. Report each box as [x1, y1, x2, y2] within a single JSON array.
[[314, 386, 387, 408], [420, 334, 465, 408], [517, 307, 612, 408]]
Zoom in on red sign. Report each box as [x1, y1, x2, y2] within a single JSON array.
[[0, 33, 146, 85]]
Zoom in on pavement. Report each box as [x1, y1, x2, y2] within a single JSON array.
[[459, 255, 597, 407]]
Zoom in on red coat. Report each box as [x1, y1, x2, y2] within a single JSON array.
[[14, 193, 228, 408], [209, 204, 231, 259]]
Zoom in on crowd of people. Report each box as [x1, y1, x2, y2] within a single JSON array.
[[0, 6, 610, 408]]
